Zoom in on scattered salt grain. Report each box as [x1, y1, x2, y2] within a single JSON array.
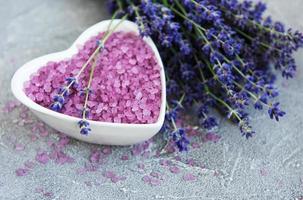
[[35, 151, 49, 164], [15, 168, 29, 177], [89, 148, 101, 163], [203, 132, 221, 143], [182, 173, 197, 181], [102, 147, 112, 155], [15, 143, 25, 151], [121, 154, 129, 161], [169, 166, 181, 174]]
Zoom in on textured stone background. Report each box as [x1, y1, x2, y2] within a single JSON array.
[[0, 0, 303, 199]]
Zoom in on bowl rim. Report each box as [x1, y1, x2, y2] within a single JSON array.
[[11, 19, 166, 129]]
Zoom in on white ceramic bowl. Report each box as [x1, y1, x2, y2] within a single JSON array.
[[11, 19, 166, 145]]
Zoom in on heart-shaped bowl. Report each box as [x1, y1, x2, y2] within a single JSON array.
[[11, 19, 166, 145]]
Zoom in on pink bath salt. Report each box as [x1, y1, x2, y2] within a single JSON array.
[[260, 168, 268, 176], [15, 143, 25, 151], [89, 149, 101, 163], [149, 178, 161, 186], [110, 176, 120, 183], [24, 161, 36, 169], [203, 132, 221, 143], [103, 171, 126, 183], [142, 175, 151, 183], [117, 176, 127, 182], [182, 173, 197, 181], [142, 175, 161, 186], [25, 31, 162, 124], [137, 163, 145, 169], [121, 154, 129, 161], [150, 171, 163, 179], [35, 151, 49, 164], [35, 188, 54, 198], [95, 104, 103, 114], [103, 171, 115, 178], [186, 158, 195, 166], [135, 91, 143, 100], [169, 166, 181, 174], [16, 168, 29, 176], [82, 163, 98, 173], [113, 117, 121, 123], [47, 140, 54, 147], [39, 130, 49, 137], [129, 59, 137, 65], [43, 84, 52, 93], [102, 147, 112, 155], [36, 93, 44, 102], [120, 46, 129, 53], [30, 134, 38, 142], [50, 150, 74, 164], [43, 192, 54, 198], [19, 112, 29, 120], [143, 109, 151, 117], [2, 100, 21, 113], [191, 142, 200, 149], [174, 156, 182, 161], [58, 153, 74, 164], [57, 136, 70, 148], [159, 159, 172, 167], [139, 151, 149, 159]]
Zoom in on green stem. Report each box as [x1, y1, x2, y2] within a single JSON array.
[[82, 57, 98, 119], [101, 14, 128, 44], [166, 92, 186, 130], [170, 6, 207, 32], [194, 56, 211, 92], [162, 0, 169, 6], [115, 0, 123, 10], [75, 46, 101, 80], [171, 117, 178, 131], [131, 4, 146, 33], [233, 81, 271, 108], [208, 92, 242, 122]]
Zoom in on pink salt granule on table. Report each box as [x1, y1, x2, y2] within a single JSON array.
[[24, 31, 162, 124]]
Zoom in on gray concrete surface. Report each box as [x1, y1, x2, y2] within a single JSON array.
[[0, 0, 303, 199]]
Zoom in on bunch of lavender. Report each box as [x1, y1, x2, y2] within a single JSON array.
[[108, 0, 303, 151]]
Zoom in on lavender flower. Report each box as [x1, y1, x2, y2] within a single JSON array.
[[109, 0, 303, 151], [171, 128, 190, 152], [268, 103, 286, 121], [50, 77, 77, 112], [78, 120, 91, 135]]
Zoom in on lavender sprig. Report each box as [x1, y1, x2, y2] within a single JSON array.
[[50, 14, 128, 114], [78, 57, 98, 135], [77, 15, 128, 135], [49, 42, 104, 112], [161, 94, 190, 152]]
